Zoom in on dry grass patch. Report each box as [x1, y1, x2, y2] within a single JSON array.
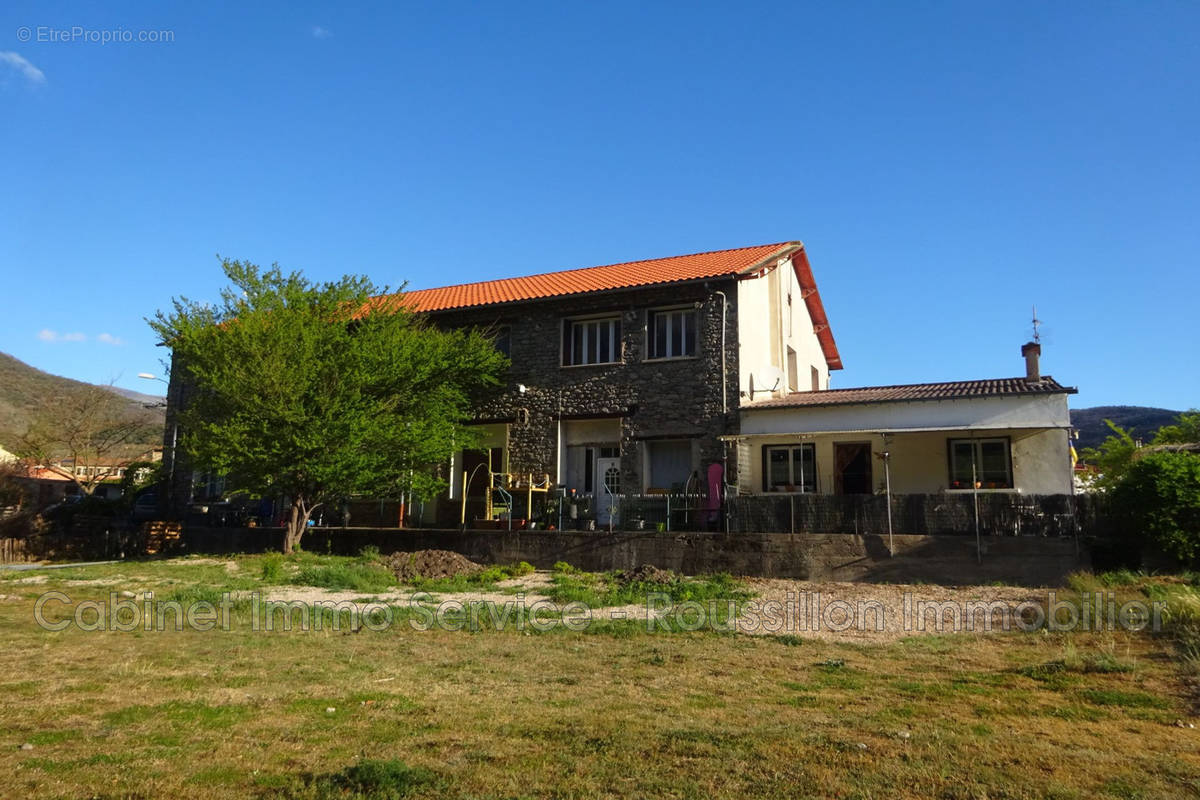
[[0, 560, 1197, 799]]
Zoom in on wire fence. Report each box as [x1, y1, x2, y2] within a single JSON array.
[[178, 490, 1106, 538], [724, 493, 1085, 537]]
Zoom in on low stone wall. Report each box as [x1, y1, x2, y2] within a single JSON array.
[[183, 527, 1088, 586]]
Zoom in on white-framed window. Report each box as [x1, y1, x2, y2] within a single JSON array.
[[647, 307, 697, 360], [562, 316, 621, 366], [948, 438, 1013, 490], [763, 444, 816, 493]]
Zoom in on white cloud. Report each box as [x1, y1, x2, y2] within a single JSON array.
[[38, 329, 88, 343], [0, 51, 46, 85], [311, 25, 332, 39], [96, 332, 124, 346]]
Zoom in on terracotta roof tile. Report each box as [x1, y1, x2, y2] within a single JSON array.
[[748, 377, 1076, 410], [364, 241, 844, 370], [388, 242, 795, 313]]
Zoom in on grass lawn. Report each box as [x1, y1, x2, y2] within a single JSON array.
[[0, 555, 1197, 799]]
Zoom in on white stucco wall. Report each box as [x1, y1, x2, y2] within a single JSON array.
[[736, 393, 1074, 495], [736, 258, 829, 404], [738, 427, 1073, 496], [740, 393, 1071, 435]]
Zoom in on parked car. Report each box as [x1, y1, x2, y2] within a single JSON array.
[[130, 490, 160, 522]]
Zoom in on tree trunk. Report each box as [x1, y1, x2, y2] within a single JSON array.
[[283, 497, 308, 555]]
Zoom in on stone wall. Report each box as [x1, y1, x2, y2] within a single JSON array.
[[182, 527, 1087, 586], [431, 279, 742, 499]]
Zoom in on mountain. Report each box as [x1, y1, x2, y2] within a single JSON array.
[[1070, 405, 1183, 451], [110, 386, 167, 406], [0, 352, 165, 452]]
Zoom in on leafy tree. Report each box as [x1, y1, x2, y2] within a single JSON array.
[[1151, 409, 1200, 446], [149, 258, 507, 553], [1110, 452, 1200, 565], [118, 460, 161, 504], [16, 383, 159, 496], [1080, 419, 1139, 490]]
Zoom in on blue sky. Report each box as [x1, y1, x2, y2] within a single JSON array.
[[1, 2, 1197, 409]]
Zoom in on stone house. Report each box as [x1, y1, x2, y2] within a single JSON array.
[[162, 240, 1078, 526], [394, 242, 841, 524]]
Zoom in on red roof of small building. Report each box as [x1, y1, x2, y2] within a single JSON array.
[[368, 242, 843, 369], [747, 377, 1076, 410]]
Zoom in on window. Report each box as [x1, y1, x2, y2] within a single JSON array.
[[562, 316, 621, 366], [493, 326, 511, 358], [787, 347, 798, 392], [948, 438, 1012, 489], [647, 307, 697, 360], [646, 440, 693, 491], [811, 366, 821, 391], [762, 444, 816, 492]]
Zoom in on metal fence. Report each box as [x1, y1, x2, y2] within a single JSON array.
[[398, 490, 1105, 537], [723, 492, 1084, 537], [558, 491, 1088, 537]]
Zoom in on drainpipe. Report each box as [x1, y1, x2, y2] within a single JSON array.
[[714, 290, 729, 532], [713, 291, 728, 415]]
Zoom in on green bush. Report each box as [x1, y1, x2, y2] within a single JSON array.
[[293, 562, 396, 593], [1110, 452, 1200, 565], [261, 554, 284, 583]]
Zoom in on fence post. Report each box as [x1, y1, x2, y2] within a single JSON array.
[[972, 461, 982, 564], [883, 452, 893, 556]]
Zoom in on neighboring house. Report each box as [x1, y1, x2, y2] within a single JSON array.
[[24, 448, 164, 504], [17, 465, 75, 507], [735, 352, 1077, 497]]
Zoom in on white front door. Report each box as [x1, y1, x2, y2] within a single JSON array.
[[595, 456, 621, 527]]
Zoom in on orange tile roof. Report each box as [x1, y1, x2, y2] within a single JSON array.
[[367, 242, 843, 369], [746, 377, 1076, 409], [389, 242, 795, 313]]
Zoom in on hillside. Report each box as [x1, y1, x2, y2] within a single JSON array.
[[0, 352, 165, 452], [1070, 405, 1183, 451]]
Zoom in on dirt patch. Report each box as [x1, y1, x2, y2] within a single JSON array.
[[734, 579, 1047, 642], [384, 550, 484, 581]]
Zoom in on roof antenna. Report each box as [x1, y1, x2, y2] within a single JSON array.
[[1031, 305, 1042, 345]]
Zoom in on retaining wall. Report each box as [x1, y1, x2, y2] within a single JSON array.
[[183, 527, 1087, 586]]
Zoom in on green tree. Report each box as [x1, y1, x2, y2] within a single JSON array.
[[1080, 419, 1140, 490], [1110, 452, 1200, 565], [149, 258, 507, 553], [1151, 409, 1200, 446], [118, 460, 161, 506]]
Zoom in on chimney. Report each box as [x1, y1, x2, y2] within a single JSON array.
[[1021, 341, 1041, 383]]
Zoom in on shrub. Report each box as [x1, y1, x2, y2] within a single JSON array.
[[261, 554, 284, 583], [293, 562, 396, 593], [1110, 452, 1200, 565]]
